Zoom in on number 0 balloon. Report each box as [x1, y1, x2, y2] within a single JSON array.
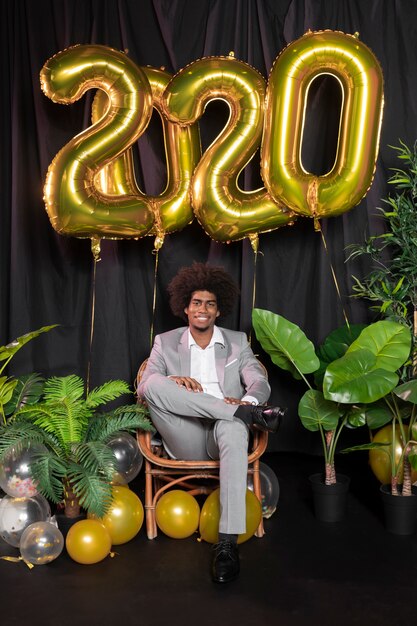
[[262, 30, 384, 219]]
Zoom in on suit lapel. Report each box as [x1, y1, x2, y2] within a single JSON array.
[[178, 329, 190, 376], [215, 334, 228, 393]]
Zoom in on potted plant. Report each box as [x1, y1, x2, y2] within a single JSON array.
[[342, 139, 417, 532], [252, 308, 414, 522], [0, 374, 154, 527]]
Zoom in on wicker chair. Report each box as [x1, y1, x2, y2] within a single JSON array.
[[136, 359, 269, 540]]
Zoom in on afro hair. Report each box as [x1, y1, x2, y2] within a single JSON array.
[[167, 262, 239, 320]]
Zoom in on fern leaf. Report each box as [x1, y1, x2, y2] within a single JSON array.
[[43, 375, 85, 404], [86, 380, 131, 409], [30, 453, 67, 504], [72, 441, 116, 481], [67, 464, 113, 517], [0, 422, 47, 461]]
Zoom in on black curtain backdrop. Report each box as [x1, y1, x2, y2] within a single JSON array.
[[2, 0, 417, 452]]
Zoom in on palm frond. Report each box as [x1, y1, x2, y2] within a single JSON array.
[[30, 453, 68, 503], [85, 380, 131, 409], [86, 406, 154, 443], [0, 421, 47, 461], [14, 402, 86, 451], [72, 441, 117, 481], [67, 464, 114, 517], [43, 375, 85, 404]]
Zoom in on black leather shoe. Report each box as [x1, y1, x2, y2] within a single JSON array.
[[250, 405, 286, 433], [211, 540, 240, 583]]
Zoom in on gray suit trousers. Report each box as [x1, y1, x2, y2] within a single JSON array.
[[141, 372, 249, 534]]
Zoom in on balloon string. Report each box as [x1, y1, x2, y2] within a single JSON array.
[[86, 255, 98, 394], [248, 237, 259, 345], [317, 221, 350, 330], [0, 556, 34, 569], [150, 248, 159, 351]]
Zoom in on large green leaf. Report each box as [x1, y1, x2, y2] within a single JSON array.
[[298, 389, 340, 432], [323, 349, 399, 404], [314, 324, 367, 387], [252, 308, 319, 379], [393, 379, 417, 404], [362, 402, 393, 429], [0, 325, 58, 365], [346, 320, 411, 372], [4, 373, 45, 416], [0, 376, 17, 408]]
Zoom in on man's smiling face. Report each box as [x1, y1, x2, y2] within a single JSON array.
[[184, 290, 220, 333]]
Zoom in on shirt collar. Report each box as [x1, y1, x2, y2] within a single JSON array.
[[188, 326, 224, 348]]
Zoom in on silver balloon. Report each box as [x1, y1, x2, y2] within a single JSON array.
[[20, 521, 64, 565], [0, 493, 51, 547], [248, 462, 280, 518], [107, 432, 143, 484], [0, 443, 48, 498]]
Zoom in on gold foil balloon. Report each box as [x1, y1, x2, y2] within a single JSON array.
[[41, 44, 155, 239], [92, 66, 201, 246], [199, 488, 262, 544], [66, 519, 112, 565], [155, 489, 200, 539], [20, 521, 64, 566], [262, 30, 384, 218], [88, 485, 144, 545], [0, 494, 51, 547], [162, 54, 295, 243], [369, 425, 408, 485]]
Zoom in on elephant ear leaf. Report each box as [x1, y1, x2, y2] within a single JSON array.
[[314, 324, 367, 387], [4, 373, 45, 416], [252, 308, 319, 379], [346, 320, 411, 372], [323, 349, 399, 404], [0, 325, 58, 365], [298, 389, 340, 431]]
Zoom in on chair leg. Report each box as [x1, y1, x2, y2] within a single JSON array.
[[144, 458, 157, 539], [251, 458, 265, 537]]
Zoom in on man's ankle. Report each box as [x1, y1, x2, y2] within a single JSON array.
[[218, 532, 238, 544]]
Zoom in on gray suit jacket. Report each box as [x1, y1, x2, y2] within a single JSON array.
[[138, 326, 271, 404]]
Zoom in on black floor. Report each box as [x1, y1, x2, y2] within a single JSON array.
[[1, 452, 417, 626]]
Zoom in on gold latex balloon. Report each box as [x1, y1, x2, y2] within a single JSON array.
[[155, 489, 200, 539], [41, 44, 155, 239], [92, 66, 201, 242], [162, 55, 295, 243], [199, 488, 262, 544], [262, 30, 384, 218], [369, 425, 408, 485], [88, 486, 144, 545], [65, 519, 112, 565]]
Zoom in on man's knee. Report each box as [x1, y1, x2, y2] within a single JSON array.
[[140, 372, 168, 402]]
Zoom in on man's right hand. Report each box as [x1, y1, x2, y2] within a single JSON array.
[[169, 376, 203, 392]]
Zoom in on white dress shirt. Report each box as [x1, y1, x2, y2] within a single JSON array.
[[188, 327, 258, 404]]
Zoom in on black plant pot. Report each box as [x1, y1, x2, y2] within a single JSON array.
[[309, 473, 350, 522], [380, 485, 417, 535], [55, 512, 86, 538]]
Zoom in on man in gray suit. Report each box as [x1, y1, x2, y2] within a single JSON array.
[[138, 262, 285, 583]]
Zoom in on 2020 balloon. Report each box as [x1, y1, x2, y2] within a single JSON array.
[[41, 31, 384, 245]]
